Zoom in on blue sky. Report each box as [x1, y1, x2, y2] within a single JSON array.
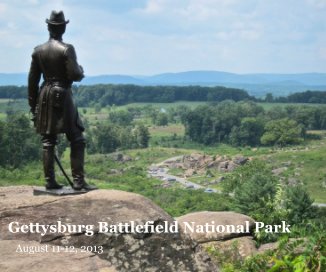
[[0, 0, 325, 75]]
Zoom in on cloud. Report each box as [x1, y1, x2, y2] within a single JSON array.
[[306, 0, 326, 9], [0, 3, 7, 14], [0, 0, 325, 74]]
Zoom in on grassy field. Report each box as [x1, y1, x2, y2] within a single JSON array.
[[262, 139, 326, 203], [111, 101, 208, 110], [1, 98, 323, 120]]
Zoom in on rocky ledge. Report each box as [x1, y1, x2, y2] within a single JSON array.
[[0, 186, 217, 272]]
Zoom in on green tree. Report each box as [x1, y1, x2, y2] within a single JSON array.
[[118, 127, 136, 149], [155, 112, 169, 126], [134, 124, 150, 148], [90, 123, 119, 153], [232, 165, 278, 218], [261, 118, 304, 146], [265, 92, 274, 102], [94, 103, 102, 113], [229, 117, 264, 146], [0, 114, 40, 168], [109, 110, 134, 126], [0, 120, 6, 165], [284, 186, 317, 224], [266, 106, 287, 120]]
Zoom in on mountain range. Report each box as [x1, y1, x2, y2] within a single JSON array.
[[1, 71, 325, 97]]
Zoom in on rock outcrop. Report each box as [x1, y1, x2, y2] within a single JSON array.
[[0, 186, 217, 272], [161, 153, 249, 176], [177, 211, 255, 243], [0, 240, 113, 272], [176, 211, 257, 262], [202, 236, 257, 261]]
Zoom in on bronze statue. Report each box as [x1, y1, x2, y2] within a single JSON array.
[[28, 11, 94, 191]]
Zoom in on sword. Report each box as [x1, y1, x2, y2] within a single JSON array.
[[54, 154, 74, 188]]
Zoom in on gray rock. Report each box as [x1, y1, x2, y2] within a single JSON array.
[[122, 155, 132, 162], [258, 238, 307, 255], [271, 167, 288, 176], [288, 177, 299, 185], [176, 211, 255, 243], [203, 236, 257, 261], [207, 161, 221, 169], [218, 161, 229, 172], [226, 161, 238, 172], [108, 153, 132, 162], [109, 169, 120, 175], [0, 240, 114, 272], [232, 156, 248, 165], [0, 187, 217, 272], [109, 152, 124, 161], [282, 161, 292, 167]]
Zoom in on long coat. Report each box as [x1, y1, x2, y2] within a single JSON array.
[[28, 38, 84, 135]]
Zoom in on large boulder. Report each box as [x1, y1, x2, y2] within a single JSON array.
[[271, 167, 288, 176], [0, 240, 113, 272], [258, 238, 307, 255], [0, 186, 217, 272], [182, 153, 213, 169], [203, 236, 257, 261], [176, 211, 255, 243], [232, 156, 248, 166]]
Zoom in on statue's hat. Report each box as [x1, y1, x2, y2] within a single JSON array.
[[46, 10, 69, 25]]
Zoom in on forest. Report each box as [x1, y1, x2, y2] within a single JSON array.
[[1, 84, 326, 105], [182, 101, 326, 146]]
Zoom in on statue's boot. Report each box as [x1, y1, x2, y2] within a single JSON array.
[[71, 142, 97, 191], [43, 145, 63, 190]]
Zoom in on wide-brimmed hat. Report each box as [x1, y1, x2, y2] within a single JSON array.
[[46, 10, 69, 25]]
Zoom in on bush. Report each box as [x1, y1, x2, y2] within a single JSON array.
[[0, 114, 40, 168], [261, 118, 305, 146]]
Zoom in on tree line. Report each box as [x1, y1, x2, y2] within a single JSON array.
[[1, 84, 252, 105], [183, 101, 326, 146], [74, 84, 253, 106], [86, 122, 150, 154], [0, 86, 26, 99], [263, 90, 326, 103], [1, 84, 326, 105]]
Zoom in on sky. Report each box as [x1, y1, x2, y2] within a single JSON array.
[[0, 0, 325, 76]]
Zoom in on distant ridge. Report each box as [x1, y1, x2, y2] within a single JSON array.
[[0, 73, 27, 86], [1, 71, 325, 96], [82, 74, 144, 85]]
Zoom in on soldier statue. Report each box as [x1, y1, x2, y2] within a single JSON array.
[[28, 11, 94, 190]]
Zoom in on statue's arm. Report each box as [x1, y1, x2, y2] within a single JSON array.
[[65, 45, 84, 82], [28, 52, 41, 113]]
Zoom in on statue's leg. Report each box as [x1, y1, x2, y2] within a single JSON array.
[[41, 134, 63, 189], [68, 132, 96, 190]]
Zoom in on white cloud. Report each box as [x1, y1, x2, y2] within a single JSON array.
[[142, 0, 164, 14], [306, 0, 326, 9], [0, 3, 7, 14], [0, 0, 325, 74]]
